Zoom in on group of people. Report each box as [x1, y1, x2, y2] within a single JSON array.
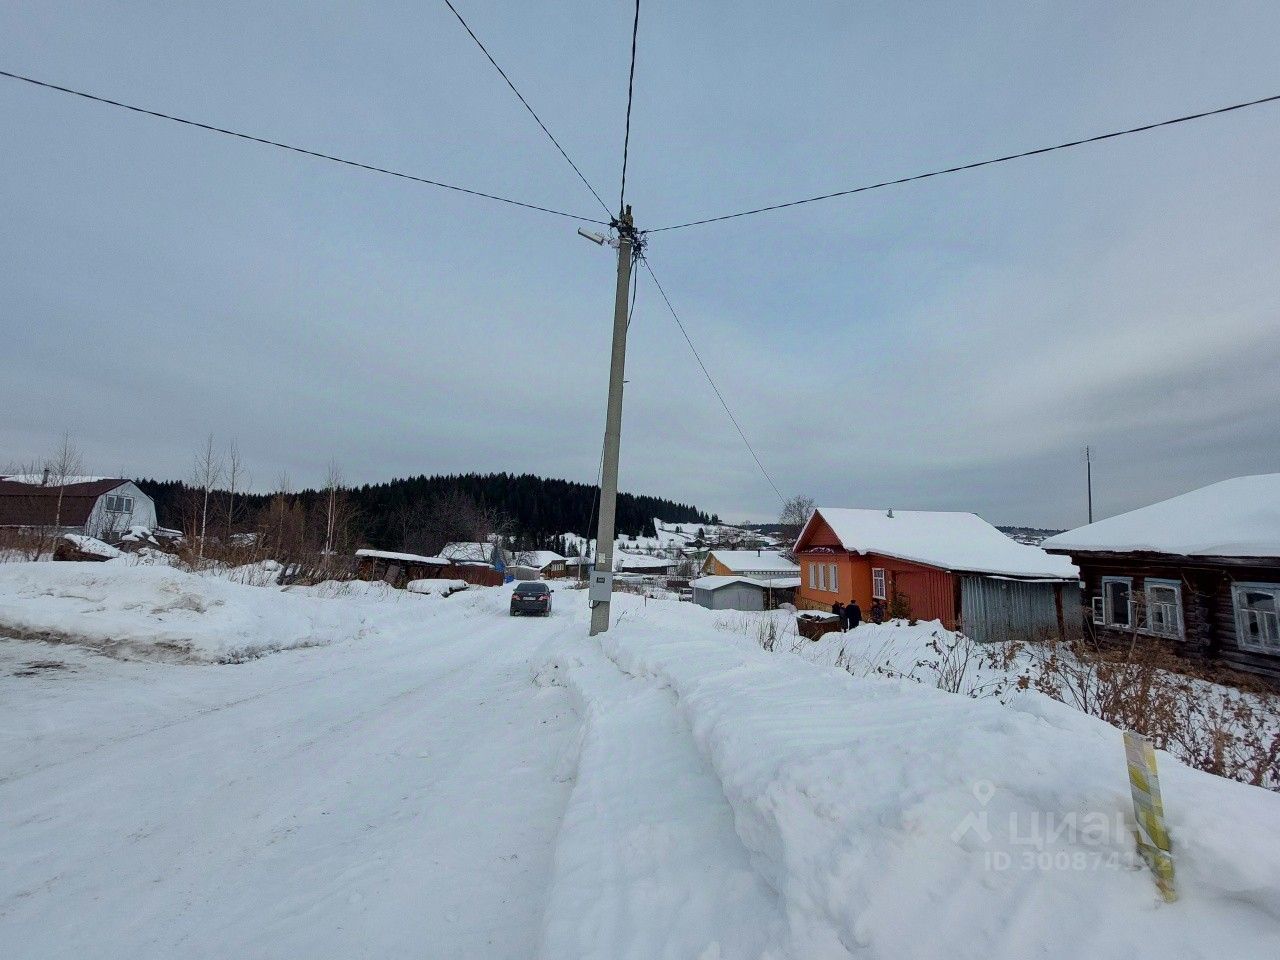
[[830, 597, 886, 631]]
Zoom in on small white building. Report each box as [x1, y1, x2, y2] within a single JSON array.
[[691, 574, 800, 611], [0, 476, 157, 539]]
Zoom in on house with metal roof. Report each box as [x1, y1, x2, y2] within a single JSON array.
[[0, 476, 156, 540], [793, 506, 1078, 643], [701, 550, 799, 582]]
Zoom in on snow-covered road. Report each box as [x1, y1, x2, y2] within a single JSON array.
[[4, 563, 1280, 959], [1, 593, 579, 959]]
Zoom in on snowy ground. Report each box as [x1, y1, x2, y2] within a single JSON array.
[[3, 564, 1280, 958]]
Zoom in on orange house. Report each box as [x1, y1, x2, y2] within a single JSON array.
[[793, 507, 1077, 634]]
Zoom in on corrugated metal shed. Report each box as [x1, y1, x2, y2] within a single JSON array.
[[959, 576, 1078, 644]]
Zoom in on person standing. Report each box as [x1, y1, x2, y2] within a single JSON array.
[[831, 600, 845, 631], [845, 599, 862, 631], [869, 599, 885, 624]]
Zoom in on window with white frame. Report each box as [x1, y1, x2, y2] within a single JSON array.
[[872, 567, 886, 600], [1233, 583, 1280, 655], [1091, 596, 1105, 625], [1100, 577, 1132, 628], [1144, 579, 1183, 639], [808, 561, 839, 592], [103, 494, 134, 514]]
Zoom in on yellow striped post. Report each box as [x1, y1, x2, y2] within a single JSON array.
[[1123, 730, 1177, 902]]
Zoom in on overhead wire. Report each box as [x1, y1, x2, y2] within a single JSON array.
[[618, 0, 641, 214], [649, 92, 1280, 232], [441, 0, 613, 219], [640, 255, 785, 505], [0, 68, 607, 224]]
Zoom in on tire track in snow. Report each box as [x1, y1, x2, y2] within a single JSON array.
[[535, 637, 788, 959]]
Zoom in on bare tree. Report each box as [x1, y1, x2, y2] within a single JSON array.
[[323, 461, 343, 555], [779, 494, 816, 558], [225, 440, 249, 541], [191, 434, 223, 561], [403, 489, 511, 558], [46, 433, 84, 535]]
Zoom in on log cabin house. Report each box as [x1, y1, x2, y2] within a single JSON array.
[[793, 507, 1079, 643], [1042, 475, 1280, 680]]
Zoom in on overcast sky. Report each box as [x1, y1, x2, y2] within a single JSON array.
[[2, 1, 1277, 528]]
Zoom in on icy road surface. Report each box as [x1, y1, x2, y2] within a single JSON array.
[[0, 590, 579, 959]]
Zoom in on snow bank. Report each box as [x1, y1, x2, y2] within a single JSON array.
[[534, 640, 785, 960], [406, 578, 468, 596], [588, 606, 1280, 959], [0, 562, 383, 662]]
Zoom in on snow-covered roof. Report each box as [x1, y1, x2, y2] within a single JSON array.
[[510, 550, 565, 569], [2, 474, 115, 486], [691, 574, 801, 591], [706, 550, 799, 574], [1042, 475, 1280, 558], [355, 548, 448, 565], [803, 507, 1077, 580], [692, 575, 765, 591], [614, 551, 674, 570]]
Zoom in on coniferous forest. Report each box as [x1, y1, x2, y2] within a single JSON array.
[[137, 472, 715, 553]]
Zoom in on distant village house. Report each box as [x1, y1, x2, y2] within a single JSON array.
[[0, 475, 157, 540], [793, 506, 1079, 644]]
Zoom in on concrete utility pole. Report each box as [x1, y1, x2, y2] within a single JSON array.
[[588, 207, 637, 636], [1085, 445, 1094, 524]]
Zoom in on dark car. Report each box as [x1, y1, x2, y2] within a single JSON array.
[[510, 581, 552, 617]]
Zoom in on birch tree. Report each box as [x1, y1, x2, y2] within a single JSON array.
[[191, 434, 223, 561], [46, 433, 84, 534], [323, 461, 342, 555], [224, 440, 248, 541]]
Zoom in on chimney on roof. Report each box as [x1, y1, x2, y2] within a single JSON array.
[[41, 467, 50, 486], [887, 508, 894, 518]]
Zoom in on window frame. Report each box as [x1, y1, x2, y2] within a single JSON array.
[[1232, 582, 1280, 656], [872, 567, 886, 601], [827, 563, 839, 593], [808, 562, 819, 590], [1142, 578, 1184, 640], [1100, 576, 1133, 629]]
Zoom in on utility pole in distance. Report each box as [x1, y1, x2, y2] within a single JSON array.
[[1085, 445, 1094, 524], [587, 206, 638, 636]]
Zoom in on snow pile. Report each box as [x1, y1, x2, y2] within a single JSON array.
[[406, 578, 469, 596], [0, 562, 381, 662], [808, 507, 1078, 578], [1043, 474, 1280, 557], [542, 603, 1280, 959], [61, 534, 122, 559]]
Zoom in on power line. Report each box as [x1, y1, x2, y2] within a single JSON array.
[[441, 0, 612, 218], [0, 68, 607, 225], [640, 255, 785, 505], [619, 0, 641, 214], [649, 92, 1280, 233]]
